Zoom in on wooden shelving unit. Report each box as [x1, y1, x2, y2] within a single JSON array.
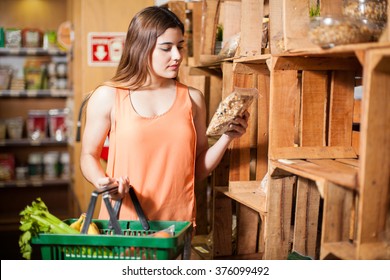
[[182, 0, 389, 260], [0, 89, 72, 98], [0, 0, 74, 260]]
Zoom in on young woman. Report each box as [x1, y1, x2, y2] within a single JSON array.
[[80, 6, 249, 227]]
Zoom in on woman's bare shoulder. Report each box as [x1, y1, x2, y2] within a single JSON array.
[[86, 85, 117, 113], [187, 86, 204, 103], [187, 86, 205, 118]]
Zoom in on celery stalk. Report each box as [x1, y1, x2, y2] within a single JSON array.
[[19, 198, 79, 259]]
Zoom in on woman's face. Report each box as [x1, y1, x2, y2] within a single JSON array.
[[151, 27, 184, 80]]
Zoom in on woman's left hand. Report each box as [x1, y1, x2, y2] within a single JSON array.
[[223, 110, 250, 139]]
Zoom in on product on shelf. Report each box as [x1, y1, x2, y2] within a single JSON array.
[[9, 78, 25, 90], [43, 151, 60, 179], [4, 28, 22, 48], [48, 108, 69, 141], [22, 28, 43, 48], [57, 21, 73, 51], [342, 0, 388, 23], [24, 58, 48, 90], [27, 110, 48, 141], [28, 152, 43, 180], [43, 30, 57, 50], [0, 153, 15, 181], [60, 152, 70, 179], [6, 117, 24, 139], [15, 166, 28, 180], [0, 66, 13, 90], [0, 119, 5, 139], [0, 27, 4, 47], [308, 16, 382, 48]]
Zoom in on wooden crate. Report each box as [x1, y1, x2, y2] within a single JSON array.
[[211, 57, 271, 258], [263, 0, 390, 260], [167, 0, 203, 66], [264, 47, 390, 260]]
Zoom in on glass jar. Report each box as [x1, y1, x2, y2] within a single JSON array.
[[43, 151, 60, 179], [343, 0, 387, 23], [59, 152, 70, 179], [27, 110, 48, 141], [309, 16, 376, 48], [28, 153, 43, 180]]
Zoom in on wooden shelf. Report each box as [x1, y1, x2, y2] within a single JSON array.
[[234, 54, 271, 64], [270, 158, 359, 190], [0, 89, 72, 98], [215, 181, 267, 214], [274, 41, 390, 57], [0, 47, 67, 56], [0, 138, 68, 147], [321, 241, 357, 260]]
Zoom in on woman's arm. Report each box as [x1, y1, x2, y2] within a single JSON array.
[[189, 87, 249, 181], [80, 86, 129, 192]]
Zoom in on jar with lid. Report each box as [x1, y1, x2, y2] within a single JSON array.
[[28, 153, 43, 180], [27, 110, 48, 141], [343, 0, 388, 23], [59, 152, 70, 179], [48, 108, 69, 141], [309, 16, 376, 48], [43, 152, 60, 179]]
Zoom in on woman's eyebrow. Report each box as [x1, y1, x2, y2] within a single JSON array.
[[158, 39, 185, 45]]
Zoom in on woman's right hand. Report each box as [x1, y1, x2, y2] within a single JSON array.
[[96, 176, 130, 200]]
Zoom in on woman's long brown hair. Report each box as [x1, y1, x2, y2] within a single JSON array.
[[104, 6, 184, 90]]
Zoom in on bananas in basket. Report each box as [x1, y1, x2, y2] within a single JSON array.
[[70, 213, 100, 235]]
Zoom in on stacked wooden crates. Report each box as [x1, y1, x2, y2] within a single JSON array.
[[194, 0, 389, 260], [265, 0, 390, 259]]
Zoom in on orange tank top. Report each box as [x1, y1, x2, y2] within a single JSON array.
[[99, 81, 197, 225]]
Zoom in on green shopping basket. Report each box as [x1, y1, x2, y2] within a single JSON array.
[[31, 186, 193, 260]]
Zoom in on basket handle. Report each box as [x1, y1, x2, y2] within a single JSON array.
[[81, 185, 123, 235], [108, 186, 150, 231], [129, 186, 150, 231], [82, 185, 150, 234]]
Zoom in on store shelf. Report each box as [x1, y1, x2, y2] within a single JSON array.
[[214, 183, 267, 213], [0, 89, 72, 98], [270, 158, 359, 190], [0, 178, 70, 188], [0, 138, 68, 147], [234, 53, 271, 64], [0, 47, 67, 56], [273, 41, 390, 57]]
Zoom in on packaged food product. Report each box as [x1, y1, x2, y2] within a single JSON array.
[[5, 28, 21, 48], [206, 87, 258, 137], [0, 66, 13, 90], [217, 33, 240, 59], [0, 119, 6, 140], [24, 59, 45, 90], [59, 152, 70, 179], [0, 27, 5, 47], [43, 151, 60, 179], [27, 110, 48, 141], [43, 30, 57, 50], [28, 152, 43, 180], [57, 21, 73, 51], [0, 153, 15, 181], [6, 117, 24, 139], [48, 108, 69, 141], [22, 28, 43, 48], [15, 166, 28, 181]]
